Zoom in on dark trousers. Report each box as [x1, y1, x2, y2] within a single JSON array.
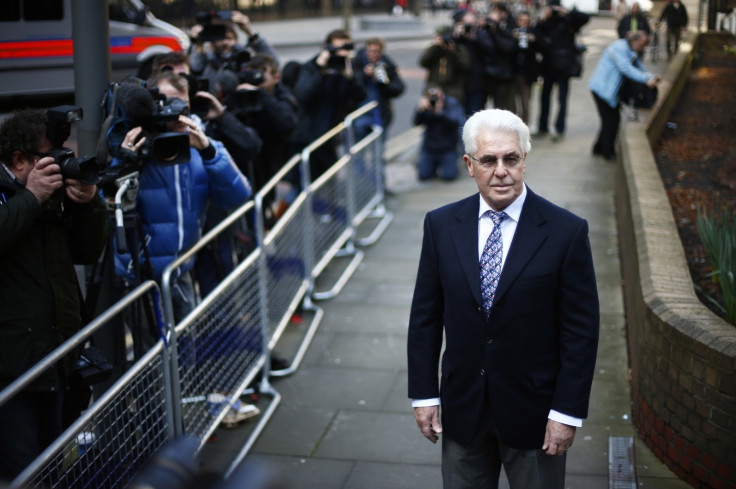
[[0, 390, 63, 481], [665, 26, 682, 58], [592, 91, 620, 159], [441, 395, 566, 489], [538, 72, 570, 135]]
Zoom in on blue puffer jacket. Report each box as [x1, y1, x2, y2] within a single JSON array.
[[114, 138, 251, 281]]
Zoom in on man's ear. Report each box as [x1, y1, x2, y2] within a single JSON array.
[[464, 155, 474, 176], [10, 150, 26, 170]]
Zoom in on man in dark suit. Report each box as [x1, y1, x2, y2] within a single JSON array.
[[407, 109, 599, 489]]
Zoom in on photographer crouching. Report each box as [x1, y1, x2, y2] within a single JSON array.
[[111, 71, 252, 324], [0, 110, 108, 481]]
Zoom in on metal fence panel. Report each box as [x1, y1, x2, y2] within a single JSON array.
[[174, 250, 265, 440], [15, 344, 169, 489]]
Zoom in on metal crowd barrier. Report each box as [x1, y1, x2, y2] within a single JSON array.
[[5, 102, 393, 487], [4, 281, 171, 489]]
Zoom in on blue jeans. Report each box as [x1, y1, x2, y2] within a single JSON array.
[[418, 148, 460, 181]]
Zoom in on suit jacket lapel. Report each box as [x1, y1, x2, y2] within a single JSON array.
[[451, 195, 483, 306], [494, 189, 548, 303]]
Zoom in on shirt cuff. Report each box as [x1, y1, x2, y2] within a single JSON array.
[[548, 410, 583, 427], [412, 398, 440, 408]]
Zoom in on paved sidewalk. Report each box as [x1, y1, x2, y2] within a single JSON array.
[[199, 11, 693, 489]]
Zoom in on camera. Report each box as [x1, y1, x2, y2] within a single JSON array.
[[327, 42, 354, 53], [194, 10, 233, 42], [220, 50, 253, 79], [427, 88, 441, 108], [45, 148, 104, 185], [45, 105, 105, 184], [237, 69, 264, 86], [518, 30, 529, 49], [326, 54, 347, 72], [373, 62, 389, 84], [104, 83, 191, 172]]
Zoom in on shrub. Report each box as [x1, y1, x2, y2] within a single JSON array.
[[696, 204, 736, 324]]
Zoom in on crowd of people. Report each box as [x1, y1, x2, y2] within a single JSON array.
[[0, 0, 677, 481]]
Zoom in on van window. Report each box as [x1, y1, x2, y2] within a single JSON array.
[[0, 0, 21, 21], [0, 0, 64, 21]]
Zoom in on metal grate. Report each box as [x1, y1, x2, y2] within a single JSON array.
[[609, 436, 637, 489]]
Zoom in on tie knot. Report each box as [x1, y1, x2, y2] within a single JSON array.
[[486, 210, 508, 226]]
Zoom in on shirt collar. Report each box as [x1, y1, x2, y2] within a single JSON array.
[[1, 163, 24, 188], [477, 183, 527, 223]]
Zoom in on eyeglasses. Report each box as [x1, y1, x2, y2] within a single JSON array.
[[466, 153, 524, 168]]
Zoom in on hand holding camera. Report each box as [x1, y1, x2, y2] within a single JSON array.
[[64, 177, 97, 204], [25, 156, 63, 204]]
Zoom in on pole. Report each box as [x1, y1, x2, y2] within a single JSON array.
[[71, 0, 111, 156]]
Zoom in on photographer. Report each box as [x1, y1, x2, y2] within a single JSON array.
[[482, 3, 518, 112], [535, 0, 589, 141], [419, 25, 471, 106], [189, 10, 279, 88], [219, 53, 298, 193], [413, 85, 465, 181], [0, 110, 108, 480], [511, 10, 541, 123], [113, 71, 252, 320], [449, 10, 495, 117], [351, 37, 405, 143], [288, 29, 367, 181]]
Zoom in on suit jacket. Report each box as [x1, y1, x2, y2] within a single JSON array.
[[407, 187, 599, 449]]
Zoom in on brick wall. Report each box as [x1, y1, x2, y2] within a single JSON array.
[[615, 36, 736, 488]]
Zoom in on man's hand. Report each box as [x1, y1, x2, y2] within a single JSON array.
[[25, 157, 62, 204], [179, 115, 210, 151], [64, 178, 97, 204], [231, 11, 253, 36], [195, 91, 225, 120], [414, 406, 443, 444], [542, 420, 576, 456]]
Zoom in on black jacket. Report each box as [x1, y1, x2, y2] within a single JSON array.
[[289, 55, 367, 146], [0, 167, 108, 391], [536, 8, 590, 75]]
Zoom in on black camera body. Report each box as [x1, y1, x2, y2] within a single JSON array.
[[45, 148, 104, 185], [103, 83, 191, 172], [194, 10, 233, 42], [45, 106, 104, 184]]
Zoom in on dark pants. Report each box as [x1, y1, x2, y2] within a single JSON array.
[[0, 390, 63, 481], [665, 26, 682, 58], [592, 91, 620, 159], [441, 393, 566, 489], [538, 72, 570, 135]]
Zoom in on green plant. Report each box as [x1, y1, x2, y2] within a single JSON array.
[[696, 204, 736, 324]]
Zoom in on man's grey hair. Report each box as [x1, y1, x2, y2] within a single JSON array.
[[462, 109, 532, 156]]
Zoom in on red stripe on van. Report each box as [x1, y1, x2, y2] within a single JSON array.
[[0, 36, 181, 59]]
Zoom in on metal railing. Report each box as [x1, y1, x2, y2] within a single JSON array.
[[717, 8, 736, 35], [6, 281, 171, 489], [4, 102, 391, 487]]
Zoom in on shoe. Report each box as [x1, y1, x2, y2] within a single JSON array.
[[532, 130, 549, 138], [603, 153, 617, 161], [592, 145, 603, 156], [550, 134, 564, 143], [222, 401, 261, 428]]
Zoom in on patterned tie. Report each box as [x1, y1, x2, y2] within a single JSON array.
[[480, 210, 508, 317]]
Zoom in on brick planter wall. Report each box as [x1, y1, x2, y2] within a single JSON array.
[[615, 33, 736, 489]]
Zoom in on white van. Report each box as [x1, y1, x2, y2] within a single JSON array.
[[0, 0, 190, 99]]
